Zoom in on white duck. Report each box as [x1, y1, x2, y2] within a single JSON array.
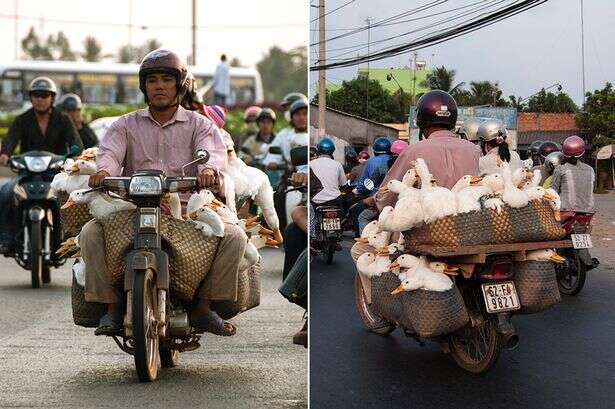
[[388, 253, 427, 277], [50, 158, 75, 193], [544, 188, 561, 221], [356, 252, 391, 278], [525, 186, 547, 202], [501, 162, 529, 208], [189, 206, 225, 238], [62, 189, 135, 221], [360, 220, 381, 238], [526, 248, 566, 263], [64, 159, 98, 193], [415, 158, 457, 223], [354, 231, 391, 250], [377, 202, 422, 232], [520, 169, 541, 190], [451, 175, 482, 194], [428, 261, 460, 277], [391, 263, 453, 293], [512, 167, 530, 189], [72, 258, 86, 287], [161, 192, 183, 220]]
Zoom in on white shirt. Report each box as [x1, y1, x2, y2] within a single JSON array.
[[213, 62, 230, 96], [479, 146, 522, 175], [311, 156, 347, 203], [263, 128, 308, 166]]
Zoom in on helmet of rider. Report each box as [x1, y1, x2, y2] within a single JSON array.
[[477, 119, 508, 143], [181, 72, 203, 109], [372, 137, 392, 155], [244, 106, 262, 122], [317, 137, 335, 155], [458, 117, 482, 142], [203, 105, 226, 129], [390, 139, 408, 156], [415, 90, 458, 131], [58, 93, 83, 111], [309, 146, 319, 159], [281, 92, 307, 109], [357, 151, 370, 162], [256, 107, 276, 123], [544, 151, 565, 175], [538, 141, 561, 158], [528, 140, 544, 156], [138, 49, 189, 104], [29, 76, 57, 96], [289, 98, 308, 117], [562, 135, 586, 158]]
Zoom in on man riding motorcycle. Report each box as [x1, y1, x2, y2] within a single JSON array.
[[533, 141, 562, 185], [0, 76, 83, 253], [83, 49, 246, 337], [58, 93, 99, 149], [241, 108, 276, 167]]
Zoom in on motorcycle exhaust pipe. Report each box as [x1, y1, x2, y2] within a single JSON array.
[[496, 313, 519, 350]]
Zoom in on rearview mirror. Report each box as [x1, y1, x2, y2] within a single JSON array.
[[66, 144, 80, 158], [182, 149, 210, 176], [290, 146, 307, 167], [269, 146, 282, 155]]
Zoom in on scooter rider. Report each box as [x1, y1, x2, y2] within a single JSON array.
[[310, 137, 347, 208], [264, 97, 308, 171], [0, 76, 83, 253], [477, 119, 522, 175], [528, 140, 544, 167], [242, 108, 276, 166], [542, 151, 564, 189], [84, 49, 245, 337], [58, 93, 99, 149], [458, 117, 482, 146], [533, 141, 561, 184], [551, 135, 595, 216]]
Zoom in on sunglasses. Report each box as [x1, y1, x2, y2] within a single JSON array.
[[31, 92, 52, 99]]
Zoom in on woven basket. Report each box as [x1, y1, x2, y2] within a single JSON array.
[[57, 191, 93, 238], [71, 274, 106, 328], [100, 210, 219, 301], [399, 287, 469, 338], [513, 261, 561, 314], [212, 262, 261, 320], [404, 200, 566, 250], [370, 272, 407, 325]]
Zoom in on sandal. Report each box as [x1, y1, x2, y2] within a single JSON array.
[[191, 310, 236, 336], [94, 313, 123, 336]]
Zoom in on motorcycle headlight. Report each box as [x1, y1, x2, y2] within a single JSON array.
[[129, 176, 163, 196], [24, 156, 52, 172]]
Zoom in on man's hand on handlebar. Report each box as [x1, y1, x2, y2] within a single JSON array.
[[363, 196, 376, 209], [197, 168, 217, 188], [290, 172, 307, 187], [88, 170, 110, 188], [0, 154, 9, 167]]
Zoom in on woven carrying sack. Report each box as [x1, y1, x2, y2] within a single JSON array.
[[513, 261, 560, 314], [71, 273, 106, 328], [57, 191, 93, 238], [212, 262, 262, 320], [100, 210, 219, 301], [370, 272, 406, 324], [404, 200, 566, 250]]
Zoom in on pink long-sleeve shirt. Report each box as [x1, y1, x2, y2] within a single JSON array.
[[97, 106, 227, 178]]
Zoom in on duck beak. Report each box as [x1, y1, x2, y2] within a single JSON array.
[[549, 254, 566, 263], [543, 192, 555, 201], [273, 228, 284, 244], [68, 164, 80, 174], [390, 285, 405, 295], [553, 209, 561, 221], [212, 198, 225, 207], [379, 186, 389, 193], [206, 202, 221, 211], [444, 265, 460, 273], [470, 176, 482, 185], [388, 261, 401, 271], [259, 226, 274, 235], [265, 237, 280, 248], [61, 197, 76, 209], [188, 211, 198, 220], [355, 237, 369, 244], [376, 247, 390, 256], [245, 216, 260, 226]]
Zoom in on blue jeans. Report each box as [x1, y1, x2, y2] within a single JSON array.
[[358, 208, 378, 235], [0, 177, 19, 245]]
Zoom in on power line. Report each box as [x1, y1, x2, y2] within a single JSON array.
[[310, 0, 548, 71], [310, 0, 356, 23]]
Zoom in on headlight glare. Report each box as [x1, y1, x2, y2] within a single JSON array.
[[129, 176, 162, 196]]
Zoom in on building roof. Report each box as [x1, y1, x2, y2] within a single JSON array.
[[517, 131, 574, 146], [309, 102, 399, 130], [517, 112, 578, 132], [326, 67, 431, 96]]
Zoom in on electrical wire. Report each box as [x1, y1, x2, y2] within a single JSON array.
[[310, 0, 357, 23]]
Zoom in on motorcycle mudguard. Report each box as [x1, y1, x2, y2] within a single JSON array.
[[577, 249, 599, 270], [124, 249, 169, 291]]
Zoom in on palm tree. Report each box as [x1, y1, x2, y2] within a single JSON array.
[[420, 66, 465, 94], [468, 81, 508, 107]]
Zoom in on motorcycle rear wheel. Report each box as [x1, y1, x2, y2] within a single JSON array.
[[133, 269, 160, 382], [557, 250, 586, 296], [29, 221, 43, 289], [448, 287, 501, 374], [354, 273, 396, 335]]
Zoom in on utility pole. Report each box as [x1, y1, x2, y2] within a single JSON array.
[[365, 17, 371, 138], [318, 0, 326, 137], [128, 0, 133, 46], [13, 0, 18, 60], [192, 0, 197, 65], [580, 0, 586, 105], [412, 52, 417, 105]]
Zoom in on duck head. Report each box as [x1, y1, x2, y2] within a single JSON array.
[[388, 254, 421, 271], [526, 248, 566, 263], [428, 261, 460, 274], [391, 278, 411, 295]]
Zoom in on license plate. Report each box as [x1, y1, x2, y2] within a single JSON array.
[[481, 281, 520, 314], [322, 218, 341, 231], [571, 234, 593, 249]]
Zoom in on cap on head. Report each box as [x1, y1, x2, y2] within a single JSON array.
[[459, 117, 482, 142], [256, 107, 276, 123], [538, 141, 561, 158], [317, 137, 335, 155], [29, 76, 57, 95], [390, 139, 408, 155], [562, 135, 585, 158], [289, 98, 308, 116], [372, 137, 392, 154], [415, 90, 458, 130], [477, 119, 507, 143], [281, 92, 307, 108], [138, 49, 189, 103]]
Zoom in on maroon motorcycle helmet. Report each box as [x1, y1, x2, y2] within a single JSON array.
[[139, 49, 189, 103], [538, 141, 561, 158], [562, 135, 586, 158], [415, 90, 458, 132]]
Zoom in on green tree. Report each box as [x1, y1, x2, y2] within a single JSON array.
[[82, 36, 102, 62], [117, 39, 162, 64], [257, 46, 307, 102], [508, 95, 526, 111], [526, 89, 578, 113], [230, 57, 244, 67], [420, 66, 465, 94], [576, 82, 615, 143], [49, 31, 76, 61], [21, 26, 52, 60], [467, 81, 508, 106]]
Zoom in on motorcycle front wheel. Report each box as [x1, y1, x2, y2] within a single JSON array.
[[133, 269, 160, 382], [556, 249, 586, 296], [29, 221, 43, 289]]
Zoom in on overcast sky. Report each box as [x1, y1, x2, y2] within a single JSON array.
[[0, 0, 307, 69], [309, 0, 615, 105]]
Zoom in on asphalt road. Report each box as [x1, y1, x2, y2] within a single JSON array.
[[310, 194, 615, 409], [0, 248, 307, 409]]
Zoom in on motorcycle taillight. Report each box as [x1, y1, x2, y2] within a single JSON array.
[[480, 261, 513, 280], [325, 212, 338, 218]]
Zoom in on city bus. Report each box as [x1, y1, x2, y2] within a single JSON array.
[[0, 60, 263, 111]]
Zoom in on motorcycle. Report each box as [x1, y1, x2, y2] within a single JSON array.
[[270, 145, 307, 232], [555, 212, 599, 295], [4, 146, 78, 288], [96, 150, 210, 382], [355, 239, 573, 374], [312, 204, 343, 264]]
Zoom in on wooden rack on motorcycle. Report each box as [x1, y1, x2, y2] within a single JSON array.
[[353, 159, 596, 374]]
